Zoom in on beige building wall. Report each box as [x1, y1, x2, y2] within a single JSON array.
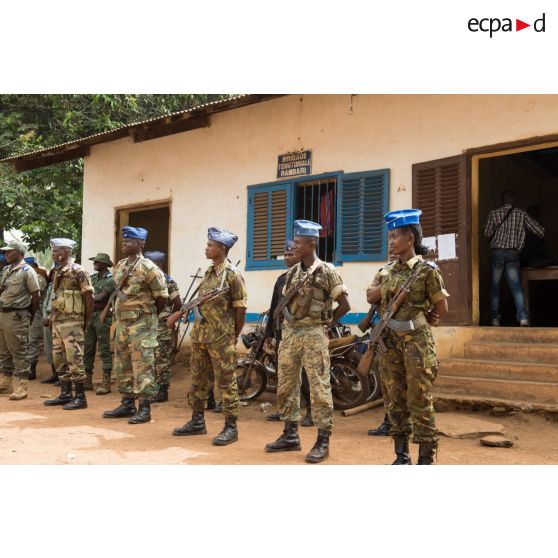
[[82, 94, 558, 315]]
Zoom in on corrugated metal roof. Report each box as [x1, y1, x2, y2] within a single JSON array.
[[0, 94, 282, 167]]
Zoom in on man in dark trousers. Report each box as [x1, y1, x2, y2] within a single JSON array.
[[484, 190, 545, 326], [264, 240, 313, 426]]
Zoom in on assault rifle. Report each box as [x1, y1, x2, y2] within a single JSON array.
[[99, 256, 142, 324], [166, 286, 230, 330], [356, 262, 426, 375], [272, 262, 321, 330]]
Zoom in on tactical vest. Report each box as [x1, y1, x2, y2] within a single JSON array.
[[285, 266, 333, 322], [52, 265, 85, 316]]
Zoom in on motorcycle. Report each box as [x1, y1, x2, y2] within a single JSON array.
[[235, 314, 377, 410]]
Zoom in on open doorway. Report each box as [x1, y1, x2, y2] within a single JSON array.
[[115, 202, 171, 274], [478, 147, 558, 326]]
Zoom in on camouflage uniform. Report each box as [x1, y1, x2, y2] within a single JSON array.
[[154, 275, 180, 386], [51, 262, 94, 382], [113, 256, 168, 398], [28, 273, 47, 364], [277, 259, 347, 432], [375, 255, 449, 444], [84, 270, 115, 374], [0, 261, 40, 381], [190, 261, 247, 418]]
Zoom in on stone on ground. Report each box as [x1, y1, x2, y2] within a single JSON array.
[[437, 412, 505, 439], [480, 435, 514, 448]]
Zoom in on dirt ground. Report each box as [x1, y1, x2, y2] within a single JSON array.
[[1, 358, 557, 465]]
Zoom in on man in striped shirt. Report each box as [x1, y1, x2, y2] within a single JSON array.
[[484, 190, 545, 326]]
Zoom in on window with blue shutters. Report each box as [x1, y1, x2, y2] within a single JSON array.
[[246, 182, 293, 270], [246, 169, 389, 270], [336, 169, 389, 261]]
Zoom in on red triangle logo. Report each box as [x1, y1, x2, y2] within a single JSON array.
[[516, 19, 530, 31]]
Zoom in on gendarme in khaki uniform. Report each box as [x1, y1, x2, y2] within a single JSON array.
[[0, 241, 40, 400]]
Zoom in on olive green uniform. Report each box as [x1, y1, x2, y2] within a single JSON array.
[[154, 275, 180, 386], [42, 280, 55, 365], [277, 259, 347, 432], [375, 255, 449, 444], [28, 273, 47, 364], [84, 270, 115, 374], [0, 261, 41, 380], [190, 261, 247, 418], [51, 262, 94, 382], [113, 256, 168, 398]]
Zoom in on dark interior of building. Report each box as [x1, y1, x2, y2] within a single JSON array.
[[479, 147, 558, 326], [116, 205, 170, 273]]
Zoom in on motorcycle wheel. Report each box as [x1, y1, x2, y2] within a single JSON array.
[[235, 361, 267, 402], [262, 353, 278, 393], [330, 357, 370, 410]]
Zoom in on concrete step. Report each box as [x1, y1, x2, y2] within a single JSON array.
[[463, 342, 558, 365], [435, 374, 558, 406], [441, 358, 558, 383], [470, 327, 558, 344]]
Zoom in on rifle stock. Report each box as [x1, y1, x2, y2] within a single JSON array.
[[167, 310, 183, 330]]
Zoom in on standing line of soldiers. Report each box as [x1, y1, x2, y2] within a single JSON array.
[[0, 208, 449, 465]]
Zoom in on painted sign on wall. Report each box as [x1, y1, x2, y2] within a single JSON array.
[[277, 150, 312, 178]]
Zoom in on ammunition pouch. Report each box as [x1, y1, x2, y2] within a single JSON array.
[[387, 313, 428, 335], [53, 289, 84, 315]]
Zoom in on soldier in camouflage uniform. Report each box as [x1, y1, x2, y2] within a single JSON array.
[[24, 257, 48, 381], [44, 238, 94, 410], [144, 251, 181, 403], [265, 220, 350, 464], [367, 209, 449, 465], [103, 227, 168, 424], [41, 266, 59, 384], [173, 227, 247, 446], [83, 253, 115, 394], [0, 241, 41, 401]]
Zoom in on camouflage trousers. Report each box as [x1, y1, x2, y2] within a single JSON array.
[[114, 313, 158, 399], [277, 325, 333, 432], [84, 311, 113, 373], [155, 318, 174, 386], [43, 324, 54, 365], [28, 306, 43, 363], [190, 334, 239, 418], [0, 310, 31, 379], [380, 327, 439, 444], [52, 318, 86, 382]]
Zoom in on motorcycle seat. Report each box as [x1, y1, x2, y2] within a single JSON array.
[[328, 335, 358, 350]]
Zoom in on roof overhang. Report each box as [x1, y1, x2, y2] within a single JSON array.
[[2, 94, 284, 173]]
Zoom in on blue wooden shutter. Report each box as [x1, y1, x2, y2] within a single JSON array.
[[246, 182, 293, 270], [337, 169, 389, 261]]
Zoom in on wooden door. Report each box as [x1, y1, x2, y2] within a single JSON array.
[[412, 155, 470, 325]]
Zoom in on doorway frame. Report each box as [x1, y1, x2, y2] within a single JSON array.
[[467, 135, 558, 325], [113, 198, 172, 270]]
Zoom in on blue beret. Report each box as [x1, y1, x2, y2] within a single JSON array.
[[384, 209, 422, 230], [208, 227, 238, 248], [144, 250, 166, 262], [122, 226, 148, 240], [24, 256, 36, 265], [285, 239, 296, 251], [293, 220, 322, 238]]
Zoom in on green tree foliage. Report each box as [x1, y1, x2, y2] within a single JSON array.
[[0, 94, 230, 256]]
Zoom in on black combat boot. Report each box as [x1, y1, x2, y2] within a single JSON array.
[[305, 429, 331, 463], [266, 411, 281, 422], [265, 421, 301, 452], [206, 389, 216, 410], [63, 381, 88, 410], [392, 435, 412, 465], [212, 416, 239, 446], [368, 414, 392, 436], [150, 384, 168, 403], [128, 399, 151, 424], [417, 441, 436, 465], [29, 361, 37, 381], [44, 381, 73, 406], [173, 410, 207, 436], [41, 365, 59, 384], [103, 396, 137, 418]]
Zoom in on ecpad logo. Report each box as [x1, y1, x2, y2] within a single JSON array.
[[468, 13, 546, 37]]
